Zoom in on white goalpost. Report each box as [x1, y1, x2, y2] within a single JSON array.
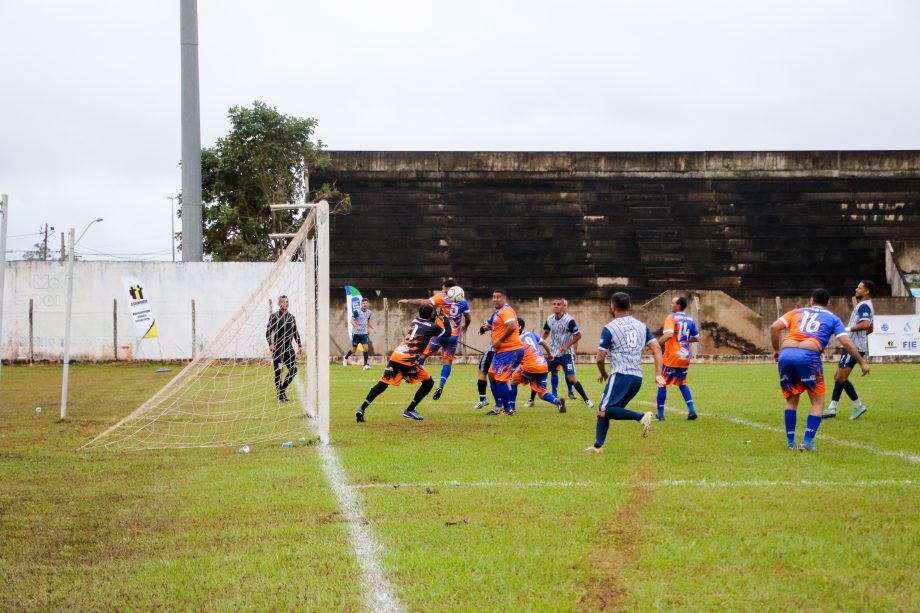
[[82, 201, 330, 450]]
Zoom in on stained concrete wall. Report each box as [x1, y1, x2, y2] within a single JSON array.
[[2, 260, 915, 361]]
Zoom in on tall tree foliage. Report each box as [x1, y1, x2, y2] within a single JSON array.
[[193, 101, 348, 261]]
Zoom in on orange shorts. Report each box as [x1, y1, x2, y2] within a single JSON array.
[[511, 368, 549, 395], [379, 360, 430, 386]]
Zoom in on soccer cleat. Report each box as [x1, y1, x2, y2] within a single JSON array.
[[584, 445, 603, 454], [403, 409, 424, 421], [558, 397, 567, 413], [656, 415, 665, 421], [432, 386, 443, 400], [504, 409, 515, 416], [355, 408, 365, 423], [687, 412, 698, 421], [640, 412, 653, 437], [787, 441, 796, 451], [822, 407, 837, 418], [278, 392, 290, 402], [523, 400, 534, 408], [850, 406, 867, 420], [799, 441, 818, 452], [568, 392, 577, 400], [485, 408, 503, 416], [584, 399, 594, 409], [474, 399, 489, 410], [341, 356, 348, 366], [363, 364, 371, 371]]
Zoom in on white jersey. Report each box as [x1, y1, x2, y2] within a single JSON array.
[[847, 299, 874, 353], [544, 314, 580, 356], [598, 315, 655, 377]]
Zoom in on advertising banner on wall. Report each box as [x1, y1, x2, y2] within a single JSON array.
[[867, 315, 920, 356], [121, 277, 159, 340]]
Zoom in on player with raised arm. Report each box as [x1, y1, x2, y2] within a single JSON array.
[[586, 292, 663, 453], [824, 280, 874, 420], [355, 304, 450, 422], [526, 298, 593, 409], [483, 289, 526, 416], [266, 295, 302, 402], [770, 288, 869, 451], [656, 295, 701, 420], [343, 297, 376, 369], [398, 278, 471, 400], [512, 318, 567, 413]]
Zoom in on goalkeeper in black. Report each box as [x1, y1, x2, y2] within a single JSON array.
[[266, 295, 302, 401]]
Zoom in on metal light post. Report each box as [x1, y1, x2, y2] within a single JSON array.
[[165, 196, 177, 262], [60, 217, 103, 420], [0, 194, 8, 385]]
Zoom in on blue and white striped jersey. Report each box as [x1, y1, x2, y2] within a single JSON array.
[[544, 314, 580, 356], [598, 316, 655, 377], [352, 308, 372, 334], [848, 299, 874, 353]]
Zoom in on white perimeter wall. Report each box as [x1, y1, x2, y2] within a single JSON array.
[[1, 261, 276, 361]]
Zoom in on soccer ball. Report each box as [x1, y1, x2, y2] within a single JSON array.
[[447, 286, 465, 302]]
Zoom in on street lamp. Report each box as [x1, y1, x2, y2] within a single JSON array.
[[165, 196, 176, 262], [60, 217, 103, 420]]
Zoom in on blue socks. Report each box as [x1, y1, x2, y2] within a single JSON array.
[[594, 416, 610, 448], [551, 373, 559, 396], [490, 381, 508, 410], [507, 383, 518, 411], [440, 364, 451, 387], [541, 392, 560, 406], [656, 386, 667, 419], [784, 409, 797, 446], [831, 380, 858, 403], [803, 414, 822, 445], [680, 385, 695, 414]]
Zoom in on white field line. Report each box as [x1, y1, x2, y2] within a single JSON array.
[[641, 401, 920, 465], [351, 479, 915, 490], [293, 378, 404, 613]]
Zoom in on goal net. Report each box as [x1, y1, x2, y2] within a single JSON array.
[[82, 201, 330, 450]]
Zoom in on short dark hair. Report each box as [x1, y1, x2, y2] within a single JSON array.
[[361, 297, 369, 302], [418, 304, 435, 319], [612, 292, 631, 311], [493, 289, 507, 298], [443, 278, 457, 288], [553, 297, 566, 303], [811, 288, 830, 306], [279, 295, 288, 300], [675, 296, 688, 311], [516, 317, 525, 330], [860, 280, 875, 295]]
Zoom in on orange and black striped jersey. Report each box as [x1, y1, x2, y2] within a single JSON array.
[[389, 317, 450, 366]]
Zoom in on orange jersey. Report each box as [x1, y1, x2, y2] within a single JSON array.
[[520, 331, 549, 373], [661, 312, 698, 368], [389, 317, 448, 366], [779, 306, 846, 351], [490, 304, 525, 352], [430, 292, 470, 338]]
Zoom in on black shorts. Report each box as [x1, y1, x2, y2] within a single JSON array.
[[837, 350, 866, 370], [478, 349, 495, 373]]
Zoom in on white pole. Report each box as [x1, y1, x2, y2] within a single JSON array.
[[317, 200, 330, 444], [0, 194, 8, 385], [305, 235, 317, 423], [60, 228, 75, 420]]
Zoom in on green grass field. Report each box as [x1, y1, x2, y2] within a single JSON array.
[[1, 362, 918, 611]]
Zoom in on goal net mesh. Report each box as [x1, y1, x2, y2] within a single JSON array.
[[82, 203, 330, 450]]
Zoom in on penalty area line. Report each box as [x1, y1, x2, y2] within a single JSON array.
[[350, 479, 914, 490]]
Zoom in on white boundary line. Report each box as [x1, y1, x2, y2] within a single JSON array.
[[642, 401, 920, 464], [293, 378, 404, 613], [351, 479, 915, 490]]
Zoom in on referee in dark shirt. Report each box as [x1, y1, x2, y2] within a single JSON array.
[[266, 295, 302, 401]]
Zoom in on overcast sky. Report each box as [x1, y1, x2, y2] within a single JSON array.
[[1, 0, 918, 261]]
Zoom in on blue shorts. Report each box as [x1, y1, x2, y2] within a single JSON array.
[[599, 373, 643, 410], [837, 350, 866, 370], [778, 347, 825, 399], [660, 366, 688, 386], [351, 333, 369, 347], [548, 354, 576, 375], [425, 335, 458, 359], [479, 349, 495, 373], [488, 347, 525, 382]]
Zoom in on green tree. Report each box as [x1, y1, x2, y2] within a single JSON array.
[[193, 101, 349, 261]]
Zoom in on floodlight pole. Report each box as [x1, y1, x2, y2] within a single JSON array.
[[0, 194, 8, 385], [180, 0, 203, 261]]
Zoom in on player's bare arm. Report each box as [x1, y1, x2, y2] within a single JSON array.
[[647, 340, 667, 386], [595, 348, 608, 382], [398, 298, 431, 306]]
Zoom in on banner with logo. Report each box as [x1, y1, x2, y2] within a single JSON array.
[[345, 285, 362, 340], [122, 277, 159, 340], [867, 315, 920, 356]]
